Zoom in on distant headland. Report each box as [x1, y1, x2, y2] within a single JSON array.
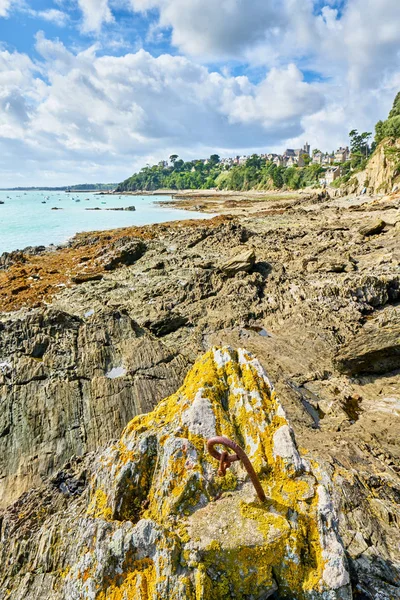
[[0, 183, 118, 192]]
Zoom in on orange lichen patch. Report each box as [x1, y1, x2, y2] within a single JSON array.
[[0, 216, 230, 312]]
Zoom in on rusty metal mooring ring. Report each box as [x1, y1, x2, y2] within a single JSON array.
[[207, 436, 266, 503]]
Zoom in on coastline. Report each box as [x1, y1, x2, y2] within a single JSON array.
[[1, 186, 400, 596], [156, 188, 324, 215], [1, 188, 398, 313], [0, 190, 215, 257], [0, 215, 230, 313]]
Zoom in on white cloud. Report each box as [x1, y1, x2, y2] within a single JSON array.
[[77, 0, 114, 32], [31, 40, 323, 149], [330, 0, 400, 89], [36, 9, 69, 26], [0, 36, 325, 185], [0, 50, 39, 140], [127, 0, 400, 97], [0, 0, 12, 18], [130, 0, 288, 58], [224, 64, 323, 127]]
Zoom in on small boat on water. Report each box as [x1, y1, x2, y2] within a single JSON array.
[[42, 201, 46, 204], [0, 200, 4, 205], [75, 199, 81, 203]]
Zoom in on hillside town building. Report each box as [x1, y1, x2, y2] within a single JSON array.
[[206, 141, 350, 179]]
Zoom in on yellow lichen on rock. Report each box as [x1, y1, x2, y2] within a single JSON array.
[[87, 489, 113, 520], [97, 558, 156, 600], [79, 347, 350, 600]]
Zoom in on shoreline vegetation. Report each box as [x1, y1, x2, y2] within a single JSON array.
[[116, 153, 331, 193], [115, 130, 372, 194], [113, 92, 400, 196]]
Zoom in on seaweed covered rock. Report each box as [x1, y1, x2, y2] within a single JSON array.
[[0, 348, 351, 600]]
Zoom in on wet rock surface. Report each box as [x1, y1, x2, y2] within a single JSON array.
[[0, 192, 400, 598]]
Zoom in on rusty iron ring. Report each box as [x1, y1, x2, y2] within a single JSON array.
[[207, 436, 266, 503]]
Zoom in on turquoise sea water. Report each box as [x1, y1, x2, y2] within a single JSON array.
[[0, 191, 210, 254]]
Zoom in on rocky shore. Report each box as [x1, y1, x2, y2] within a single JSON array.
[[0, 189, 399, 598]]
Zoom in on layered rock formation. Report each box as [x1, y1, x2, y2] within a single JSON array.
[[0, 191, 400, 598], [0, 308, 188, 507], [346, 139, 400, 195], [0, 348, 351, 599]]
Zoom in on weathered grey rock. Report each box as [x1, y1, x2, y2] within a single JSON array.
[[219, 247, 256, 275], [316, 260, 349, 273], [1, 201, 400, 597], [0, 348, 352, 600], [358, 218, 386, 236], [71, 271, 103, 283], [0, 308, 188, 507], [106, 205, 136, 211], [141, 310, 189, 337], [335, 321, 400, 374], [99, 238, 146, 271]]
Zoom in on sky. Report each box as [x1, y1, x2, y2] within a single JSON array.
[[0, 0, 400, 186]]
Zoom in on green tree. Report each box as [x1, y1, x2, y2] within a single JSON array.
[[388, 92, 400, 119], [349, 130, 371, 166], [301, 153, 312, 166], [173, 159, 185, 172], [209, 154, 220, 166]]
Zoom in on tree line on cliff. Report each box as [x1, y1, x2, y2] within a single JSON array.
[[116, 155, 331, 192], [116, 92, 400, 193]]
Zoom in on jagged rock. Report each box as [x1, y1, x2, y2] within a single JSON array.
[[99, 239, 146, 271], [142, 310, 189, 337], [219, 247, 256, 275], [0, 308, 188, 507], [358, 219, 386, 237], [71, 271, 104, 283], [0, 246, 47, 270], [1, 207, 400, 597], [315, 260, 349, 273], [335, 320, 400, 374], [0, 348, 351, 600], [106, 205, 136, 211]]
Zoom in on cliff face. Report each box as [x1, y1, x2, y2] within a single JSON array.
[[0, 348, 351, 600], [347, 139, 400, 195]]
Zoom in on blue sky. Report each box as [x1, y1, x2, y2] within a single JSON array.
[[0, 0, 399, 185]]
